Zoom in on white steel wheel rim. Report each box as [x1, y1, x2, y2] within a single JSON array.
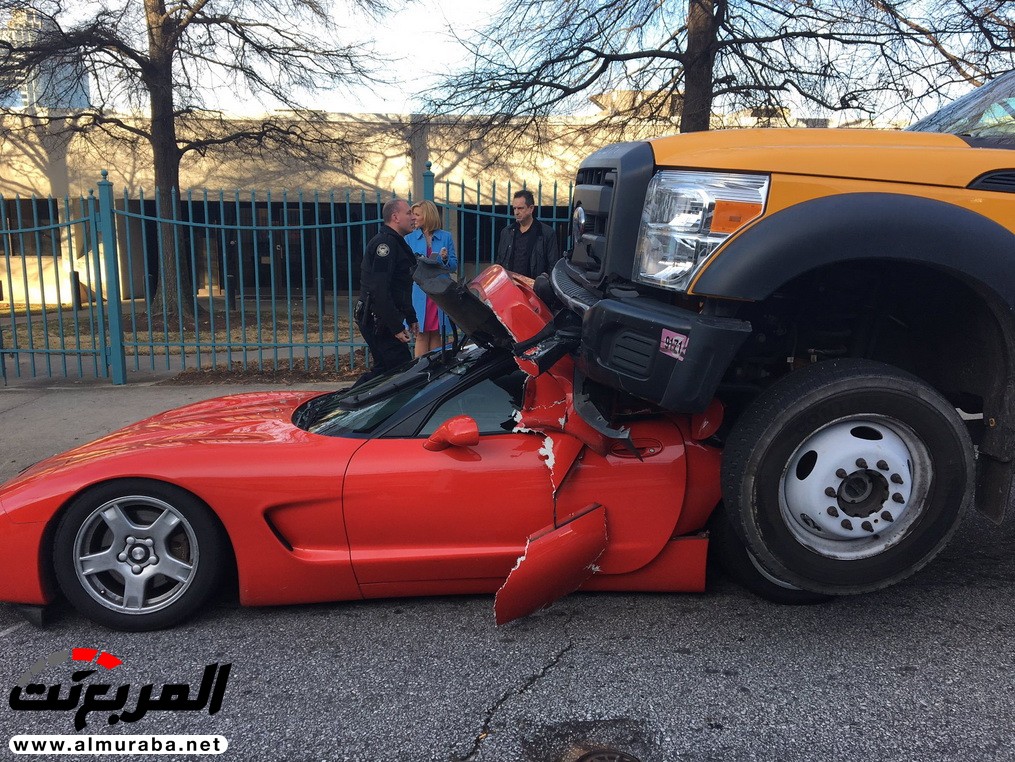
[[778, 416, 931, 560], [72, 495, 199, 615]]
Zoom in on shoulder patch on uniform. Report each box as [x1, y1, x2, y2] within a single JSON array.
[[376, 243, 390, 257]]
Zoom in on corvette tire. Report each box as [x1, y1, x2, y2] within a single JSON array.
[[53, 480, 226, 631], [721, 359, 973, 595]]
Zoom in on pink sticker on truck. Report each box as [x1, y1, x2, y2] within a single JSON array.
[[660, 329, 689, 361]]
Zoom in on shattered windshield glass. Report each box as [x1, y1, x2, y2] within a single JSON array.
[[908, 71, 1015, 140]]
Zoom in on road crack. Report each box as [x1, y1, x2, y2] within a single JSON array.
[[457, 633, 576, 761]]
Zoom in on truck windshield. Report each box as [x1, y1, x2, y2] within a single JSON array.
[[907, 71, 1015, 140]]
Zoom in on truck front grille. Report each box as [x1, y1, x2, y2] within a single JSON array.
[[576, 167, 615, 186], [584, 211, 609, 235]]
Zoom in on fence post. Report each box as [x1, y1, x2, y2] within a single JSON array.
[[423, 161, 435, 202], [98, 170, 127, 385]]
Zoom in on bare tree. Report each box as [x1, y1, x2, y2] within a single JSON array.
[[0, 0, 390, 312], [423, 0, 1015, 155]]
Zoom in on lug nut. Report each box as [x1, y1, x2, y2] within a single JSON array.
[[892, 493, 905, 503], [841, 519, 853, 530], [891, 473, 904, 484], [880, 511, 894, 522], [825, 487, 837, 497], [836, 468, 848, 479], [827, 506, 839, 517], [861, 521, 874, 533], [877, 460, 889, 470], [856, 458, 868, 469]]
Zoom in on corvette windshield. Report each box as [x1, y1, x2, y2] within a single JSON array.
[[907, 71, 1015, 140], [294, 347, 486, 435]]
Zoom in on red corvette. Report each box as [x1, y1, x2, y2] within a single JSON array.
[[0, 266, 820, 631]]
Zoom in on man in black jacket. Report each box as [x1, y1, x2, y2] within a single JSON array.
[[354, 198, 418, 385], [495, 190, 559, 278]]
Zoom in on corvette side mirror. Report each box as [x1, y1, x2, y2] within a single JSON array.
[[424, 415, 481, 451]]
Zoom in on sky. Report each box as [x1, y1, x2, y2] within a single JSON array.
[[3, 0, 492, 115], [226, 0, 492, 115], [355, 0, 491, 112]]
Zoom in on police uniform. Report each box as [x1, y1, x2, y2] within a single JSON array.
[[355, 223, 418, 383]]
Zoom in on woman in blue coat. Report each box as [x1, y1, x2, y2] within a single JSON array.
[[406, 200, 458, 357]]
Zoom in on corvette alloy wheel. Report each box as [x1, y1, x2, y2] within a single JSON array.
[[54, 480, 225, 631]]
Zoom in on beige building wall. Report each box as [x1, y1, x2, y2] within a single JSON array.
[[0, 110, 682, 200], [2, 107, 893, 202], [0, 113, 77, 197], [1, 98, 900, 206], [1, 112, 414, 197]]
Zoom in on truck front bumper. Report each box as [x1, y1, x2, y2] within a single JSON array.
[[550, 260, 751, 412]]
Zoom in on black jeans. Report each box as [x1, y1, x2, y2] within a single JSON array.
[[354, 314, 411, 386]]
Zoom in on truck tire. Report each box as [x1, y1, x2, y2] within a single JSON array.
[[708, 503, 833, 605], [721, 359, 973, 595]]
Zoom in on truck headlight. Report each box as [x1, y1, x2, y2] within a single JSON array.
[[633, 170, 769, 291]]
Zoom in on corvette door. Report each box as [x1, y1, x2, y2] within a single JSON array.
[[342, 373, 556, 594]]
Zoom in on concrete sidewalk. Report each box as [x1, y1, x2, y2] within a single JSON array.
[[0, 376, 342, 483]]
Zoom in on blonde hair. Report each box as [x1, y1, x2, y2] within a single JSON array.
[[410, 200, 442, 234]]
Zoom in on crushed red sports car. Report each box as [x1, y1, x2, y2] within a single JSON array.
[[0, 266, 780, 632]]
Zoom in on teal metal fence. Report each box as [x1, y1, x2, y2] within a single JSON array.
[[0, 167, 573, 385], [0, 192, 110, 382], [434, 170, 573, 282]]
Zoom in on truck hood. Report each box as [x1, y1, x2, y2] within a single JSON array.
[[648, 128, 1005, 188]]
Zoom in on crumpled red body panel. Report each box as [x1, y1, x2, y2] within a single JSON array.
[[494, 504, 607, 625]]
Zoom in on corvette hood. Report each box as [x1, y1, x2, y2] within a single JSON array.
[[413, 258, 514, 348], [413, 261, 556, 353], [11, 391, 322, 480]]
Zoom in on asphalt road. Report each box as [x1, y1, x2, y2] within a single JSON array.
[[1, 380, 1014, 761]]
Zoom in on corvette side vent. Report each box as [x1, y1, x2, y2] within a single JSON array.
[[605, 331, 655, 377], [969, 171, 1015, 193]]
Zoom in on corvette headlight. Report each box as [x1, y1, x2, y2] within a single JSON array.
[[633, 170, 769, 291]]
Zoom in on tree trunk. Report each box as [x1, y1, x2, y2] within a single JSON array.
[[144, 0, 190, 317], [681, 0, 719, 133]]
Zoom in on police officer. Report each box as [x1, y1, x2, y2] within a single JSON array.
[[354, 198, 418, 385]]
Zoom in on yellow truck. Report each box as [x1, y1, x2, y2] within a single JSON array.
[[551, 73, 1015, 599]]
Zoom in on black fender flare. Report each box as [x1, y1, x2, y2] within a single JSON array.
[[690, 191, 1015, 522], [690, 192, 1015, 308]]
